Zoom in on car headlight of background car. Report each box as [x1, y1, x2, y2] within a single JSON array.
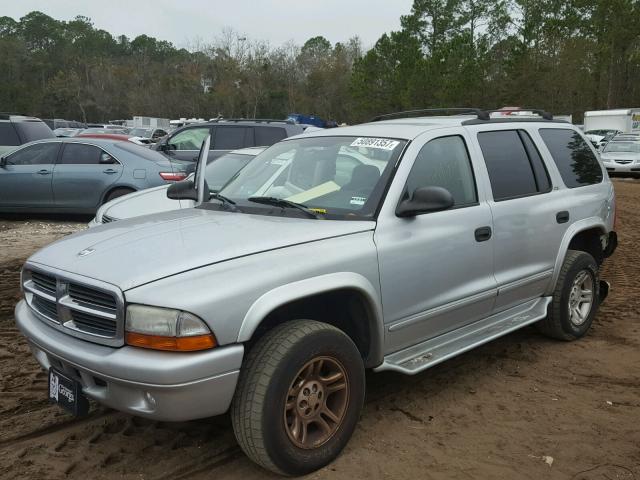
[[125, 304, 216, 351]]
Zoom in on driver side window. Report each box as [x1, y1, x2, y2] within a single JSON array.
[[405, 136, 477, 207], [169, 128, 210, 150]]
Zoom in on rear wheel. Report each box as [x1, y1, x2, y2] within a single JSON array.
[[104, 187, 134, 204], [537, 249, 599, 340], [231, 320, 365, 476]]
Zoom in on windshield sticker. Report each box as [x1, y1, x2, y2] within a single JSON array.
[[350, 137, 400, 150], [350, 196, 367, 206]]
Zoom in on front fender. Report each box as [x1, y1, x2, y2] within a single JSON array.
[[237, 272, 385, 367], [545, 217, 607, 295]]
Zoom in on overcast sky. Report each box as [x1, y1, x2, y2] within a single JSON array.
[[3, 0, 415, 49]]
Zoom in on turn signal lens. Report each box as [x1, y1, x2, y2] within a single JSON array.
[[125, 332, 216, 352]]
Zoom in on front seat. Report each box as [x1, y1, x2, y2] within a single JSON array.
[[342, 164, 380, 194]]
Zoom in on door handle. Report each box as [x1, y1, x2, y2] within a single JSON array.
[[474, 226, 492, 242], [103, 169, 117, 174], [37, 169, 50, 175], [556, 211, 570, 224]]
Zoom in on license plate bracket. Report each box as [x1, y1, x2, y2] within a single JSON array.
[[48, 367, 90, 416]]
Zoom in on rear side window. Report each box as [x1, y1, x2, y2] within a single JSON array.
[[215, 126, 249, 150], [539, 129, 603, 187], [14, 121, 55, 142], [59, 143, 102, 164], [478, 130, 551, 201], [405, 135, 477, 207], [255, 126, 287, 146], [6, 142, 59, 165], [0, 122, 20, 146]]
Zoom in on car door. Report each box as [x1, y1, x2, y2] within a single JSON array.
[[375, 130, 497, 353], [0, 142, 59, 208], [163, 126, 212, 163], [52, 142, 123, 210], [470, 126, 563, 312]]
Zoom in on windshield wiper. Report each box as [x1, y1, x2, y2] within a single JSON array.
[[248, 196, 320, 219], [210, 192, 239, 211]]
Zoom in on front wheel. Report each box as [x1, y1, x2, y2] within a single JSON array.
[[231, 320, 365, 476]]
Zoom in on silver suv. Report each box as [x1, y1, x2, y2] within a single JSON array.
[[15, 108, 617, 475]]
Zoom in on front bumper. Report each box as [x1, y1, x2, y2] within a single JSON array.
[[15, 300, 243, 421], [603, 162, 640, 175]]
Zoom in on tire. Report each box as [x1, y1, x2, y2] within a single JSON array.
[[104, 187, 134, 204], [536, 249, 600, 340], [231, 320, 365, 476]]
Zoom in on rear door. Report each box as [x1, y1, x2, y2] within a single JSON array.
[[0, 142, 59, 208], [471, 127, 562, 311], [212, 126, 251, 159], [52, 143, 123, 210]]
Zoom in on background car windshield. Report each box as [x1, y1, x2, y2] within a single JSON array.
[[218, 136, 406, 217], [603, 142, 640, 153], [129, 128, 152, 137]]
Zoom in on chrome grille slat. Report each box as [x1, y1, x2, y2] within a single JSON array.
[[68, 283, 117, 310], [23, 267, 124, 346]]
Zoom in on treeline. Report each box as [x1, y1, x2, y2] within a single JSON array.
[[1, 2, 639, 124]]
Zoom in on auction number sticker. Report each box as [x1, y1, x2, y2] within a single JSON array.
[[350, 137, 400, 150]]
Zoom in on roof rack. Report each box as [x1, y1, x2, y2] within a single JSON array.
[[370, 107, 556, 123], [371, 108, 490, 122], [210, 118, 295, 125]]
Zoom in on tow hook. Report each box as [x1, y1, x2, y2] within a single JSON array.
[[599, 280, 610, 303]]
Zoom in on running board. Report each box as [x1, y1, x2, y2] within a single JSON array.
[[375, 296, 552, 375]]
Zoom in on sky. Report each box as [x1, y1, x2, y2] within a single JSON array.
[[2, 0, 415, 49]]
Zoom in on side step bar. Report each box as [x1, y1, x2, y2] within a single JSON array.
[[375, 296, 552, 375]]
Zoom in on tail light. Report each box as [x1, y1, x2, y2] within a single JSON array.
[[159, 172, 187, 181]]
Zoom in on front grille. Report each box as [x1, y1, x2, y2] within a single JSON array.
[[69, 283, 117, 311], [32, 296, 58, 321], [615, 159, 633, 164], [71, 311, 117, 336], [102, 215, 117, 224], [31, 271, 57, 295], [24, 268, 123, 346]]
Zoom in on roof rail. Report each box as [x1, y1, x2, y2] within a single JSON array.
[[486, 108, 553, 120], [211, 118, 295, 125], [371, 108, 490, 122]]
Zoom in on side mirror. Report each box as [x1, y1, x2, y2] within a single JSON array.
[[396, 186, 455, 217], [166, 179, 211, 201], [99, 154, 116, 164]]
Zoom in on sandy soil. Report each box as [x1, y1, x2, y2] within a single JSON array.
[[0, 181, 639, 480]]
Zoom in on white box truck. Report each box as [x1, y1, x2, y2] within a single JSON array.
[[584, 109, 640, 134]]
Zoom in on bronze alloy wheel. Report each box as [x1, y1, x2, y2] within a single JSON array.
[[284, 356, 349, 449]]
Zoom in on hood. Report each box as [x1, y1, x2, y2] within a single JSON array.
[[28, 208, 375, 291], [600, 151, 640, 160], [100, 184, 186, 221]]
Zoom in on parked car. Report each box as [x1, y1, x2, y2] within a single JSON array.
[[600, 134, 640, 177], [0, 137, 188, 213], [0, 115, 55, 156], [15, 108, 617, 475], [80, 127, 129, 135], [154, 118, 304, 165], [89, 147, 265, 226], [585, 129, 621, 149], [53, 128, 84, 138], [43, 119, 87, 130], [128, 127, 168, 144]]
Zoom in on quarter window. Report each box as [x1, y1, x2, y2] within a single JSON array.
[[478, 130, 549, 201], [405, 136, 477, 207], [539, 129, 603, 188], [6, 142, 59, 165], [59, 143, 102, 164], [255, 126, 287, 146]]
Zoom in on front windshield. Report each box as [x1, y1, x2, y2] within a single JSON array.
[[603, 142, 640, 153], [216, 136, 406, 219]]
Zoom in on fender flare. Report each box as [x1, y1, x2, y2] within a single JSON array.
[[236, 272, 385, 368], [545, 217, 607, 295]]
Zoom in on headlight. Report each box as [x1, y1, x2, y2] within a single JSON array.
[[125, 304, 217, 352]]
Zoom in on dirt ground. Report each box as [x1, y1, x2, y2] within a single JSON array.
[[0, 181, 639, 480]]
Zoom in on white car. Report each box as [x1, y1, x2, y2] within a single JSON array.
[[600, 137, 640, 177], [89, 147, 265, 226]]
